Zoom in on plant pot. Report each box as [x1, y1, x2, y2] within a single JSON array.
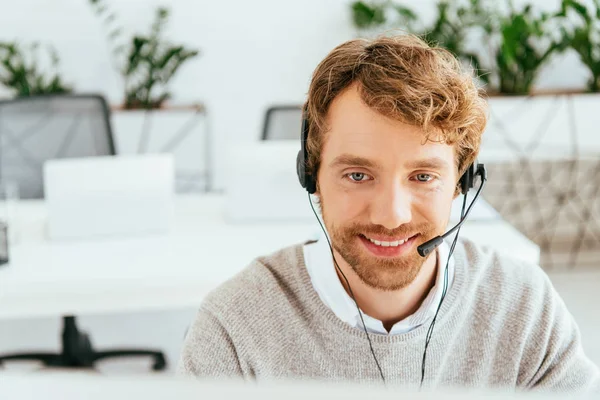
[[110, 106, 210, 193], [480, 92, 600, 270], [481, 92, 600, 162]]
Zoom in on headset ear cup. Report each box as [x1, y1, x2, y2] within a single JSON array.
[[298, 112, 318, 194], [306, 172, 317, 194], [296, 148, 317, 194], [460, 163, 475, 195], [296, 150, 306, 189]]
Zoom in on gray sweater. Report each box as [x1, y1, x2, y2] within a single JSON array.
[[178, 238, 600, 394]]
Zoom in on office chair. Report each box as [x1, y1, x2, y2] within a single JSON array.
[[0, 94, 166, 371], [261, 105, 302, 140]]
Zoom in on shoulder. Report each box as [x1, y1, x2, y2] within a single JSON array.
[[200, 242, 309, 320], [455, 237, 556, 315], [458, 236, 551, 291], [454, 238, 577, 359], [454, 242, 598, 391]]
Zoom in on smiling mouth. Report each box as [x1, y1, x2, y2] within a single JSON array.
[[359, 234, 418, 247], [356, 233, 420, 258]]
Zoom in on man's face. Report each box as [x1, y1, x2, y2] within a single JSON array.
[[317, 85, 458, 291]]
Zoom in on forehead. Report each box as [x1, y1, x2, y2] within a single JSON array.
[[322, 85, 455, 169]]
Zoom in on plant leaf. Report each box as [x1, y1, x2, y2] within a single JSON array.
[[351, 1, 386, 29]]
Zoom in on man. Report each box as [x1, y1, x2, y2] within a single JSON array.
[[178, 34, 599, 393]]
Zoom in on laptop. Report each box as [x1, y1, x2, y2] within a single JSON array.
[[43, 154, 174, 241]]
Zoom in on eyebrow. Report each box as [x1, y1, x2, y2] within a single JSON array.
[[329, 154, 450, 171], [404, 157, 451, 171], [329, 154, 382, 170]]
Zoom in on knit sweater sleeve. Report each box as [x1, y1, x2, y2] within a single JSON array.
[[177, 306, 243, 379], [521, 274, 600, 394]]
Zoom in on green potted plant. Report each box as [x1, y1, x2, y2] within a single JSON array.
[[0, 41, 72, 96], [89, 0, 200, 109], [464, 0, 599, 165], [485, 2, 566, 95], [348, 0, 590, 149], [89, 0, 209, 192], [349, 0, 566, 94]]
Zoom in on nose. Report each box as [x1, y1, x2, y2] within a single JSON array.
[[369, 181, 412, 230]]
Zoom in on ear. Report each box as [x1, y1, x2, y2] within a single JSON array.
[[311, 193, 322, 213], [313, 189, 321, 203]]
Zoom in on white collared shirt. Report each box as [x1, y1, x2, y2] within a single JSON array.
[[303, 235, 455, 335]]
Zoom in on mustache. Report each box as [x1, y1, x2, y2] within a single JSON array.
[[343, 222, 435, 238]]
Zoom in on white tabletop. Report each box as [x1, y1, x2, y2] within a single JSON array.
[[0, 194, 539, 320]]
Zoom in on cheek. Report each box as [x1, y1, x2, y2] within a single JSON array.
[[413, 186, 455, 222], [321, 182, 367, 221], [331, 190, 366, 220]]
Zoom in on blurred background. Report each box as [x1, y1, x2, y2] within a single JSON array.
[[0, 0, 598, 383]]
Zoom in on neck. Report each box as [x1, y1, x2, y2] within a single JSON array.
[[334, 249, 438, 332]]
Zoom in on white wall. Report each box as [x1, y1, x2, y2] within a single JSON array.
[[0, 0, 593, 189]]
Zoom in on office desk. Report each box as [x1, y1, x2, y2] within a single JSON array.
[[0, 194, 539, 320]]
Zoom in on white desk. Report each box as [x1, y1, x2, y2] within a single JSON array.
[[0, 194, 539, 320]]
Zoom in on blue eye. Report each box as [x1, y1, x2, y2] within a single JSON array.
[[415, 174, 433, 182], [348, 172, 368, 182]]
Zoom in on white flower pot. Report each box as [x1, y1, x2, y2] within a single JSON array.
[[481, 93, 600, 162], [480, 92, 600, 269]]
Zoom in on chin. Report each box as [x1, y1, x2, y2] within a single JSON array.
[[340, 240, 426, 291]]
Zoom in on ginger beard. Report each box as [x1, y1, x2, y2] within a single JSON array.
[[320, 197, 438, 291]]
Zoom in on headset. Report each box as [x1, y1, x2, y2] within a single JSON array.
[[296, 111, 486, 214], [296, 107, 487, 386]]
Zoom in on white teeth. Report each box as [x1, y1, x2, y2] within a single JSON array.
[[368, 237, 408, 247]]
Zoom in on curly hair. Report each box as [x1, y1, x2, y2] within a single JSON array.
[[305, 33, 488, 190]]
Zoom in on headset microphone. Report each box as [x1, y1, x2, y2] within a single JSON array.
[[417, 164, 487, 257]]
